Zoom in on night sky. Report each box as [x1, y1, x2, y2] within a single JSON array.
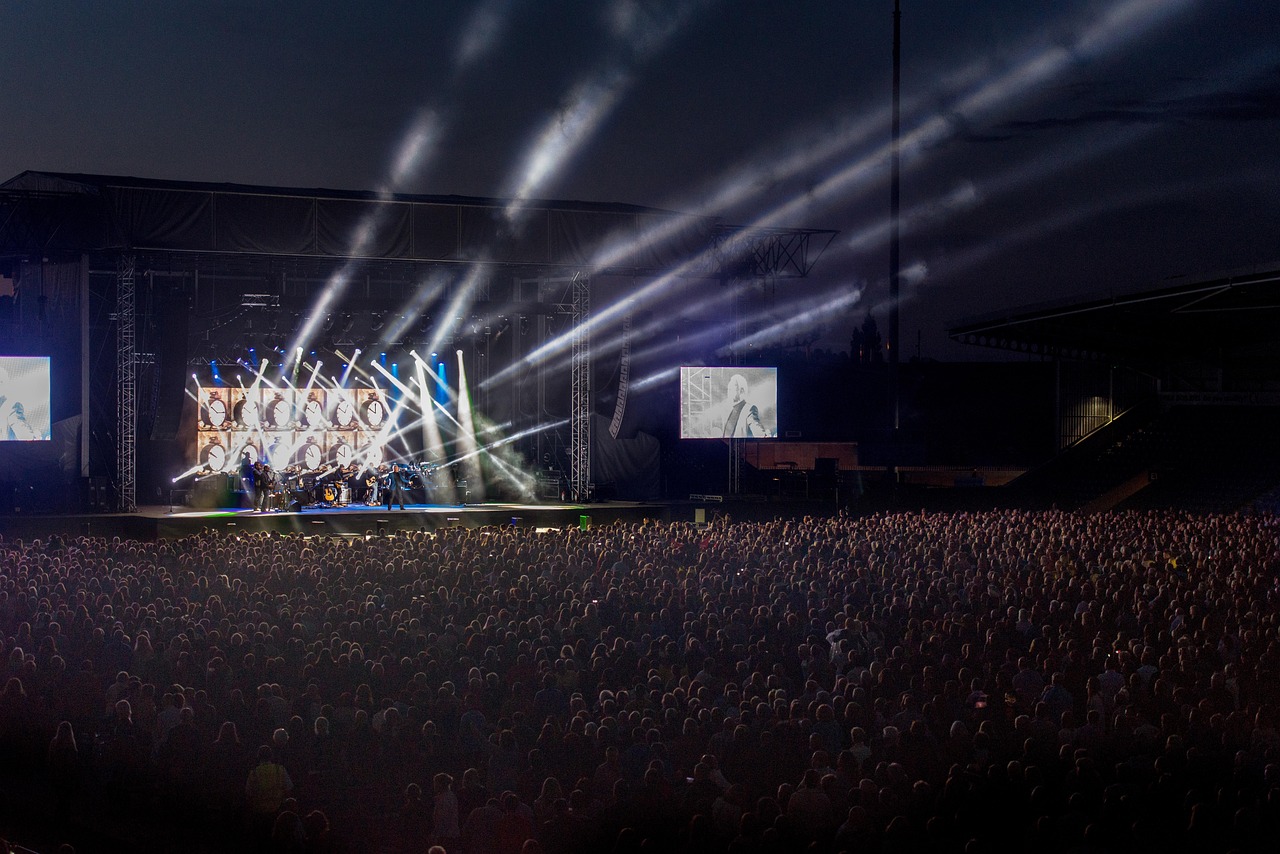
[[2, 0, 1277, 359]]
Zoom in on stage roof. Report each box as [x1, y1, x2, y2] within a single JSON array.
[[948, 266, 1280, 366], [0, 171, 834, 280]]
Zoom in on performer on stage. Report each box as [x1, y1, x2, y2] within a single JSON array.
[[261, 463, 281, 512], [242, 453, 258, 508], [339, 462, 359, 505], [361, 466, 380, 506], [383, 463, 408, 510], [250, 461, 262, 510], [255, 463, 277, 511]]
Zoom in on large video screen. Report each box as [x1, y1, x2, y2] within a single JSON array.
[[195, 385, 393, 473], [0, 356, 52, 441], [680, 366, 777, 439]]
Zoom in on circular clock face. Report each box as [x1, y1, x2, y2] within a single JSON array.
[[206, 444, 226, 472], [304, 442, 322, 470], [303, 399, 324, 428], [333, 442, 353, 468], [362, 399, 385, 428], [334, 399, 355, 428], [267, 398, 293, 429], [235, 399, 261, 428], [364, 444, 384, 469], [242, 444, 259, 464], [206, 398, 227, 428]]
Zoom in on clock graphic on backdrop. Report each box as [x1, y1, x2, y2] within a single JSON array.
[[361, 395, 386, 429], [200, 438, 227, 472], [233, 396, 261, 428], [332, 397, 356, 428], [266, 393, 294, 429], [266, 437, 289, 469], [302, 393, 325, 429], [331, 439, 354, 469], [201, 392, 227, 428], [300, 436, 324, 470]]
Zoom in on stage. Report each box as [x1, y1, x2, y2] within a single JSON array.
[[0, 499, 674, 541]]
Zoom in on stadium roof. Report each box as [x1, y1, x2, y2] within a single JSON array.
[[948, 265, 1280, 366], [0, 171, 834, 280]]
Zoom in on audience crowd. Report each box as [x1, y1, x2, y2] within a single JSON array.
[[0, 509, 1278, 853]]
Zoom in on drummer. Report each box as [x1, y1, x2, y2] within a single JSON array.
[[341, 461, 361, 504]]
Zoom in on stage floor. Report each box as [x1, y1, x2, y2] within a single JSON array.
[[0, 499, 673, 540]]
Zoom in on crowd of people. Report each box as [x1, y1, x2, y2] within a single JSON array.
[[0, 508, 1278, 853]]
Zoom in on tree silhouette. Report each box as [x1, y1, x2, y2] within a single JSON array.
[[851, 311, 883, 364]]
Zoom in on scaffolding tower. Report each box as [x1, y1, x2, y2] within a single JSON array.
[[116, 253, 137, 512], [569, 272, 590, 502]]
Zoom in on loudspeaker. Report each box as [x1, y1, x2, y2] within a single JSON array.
[[150, 288, 191, 441], [84, 476, 111, 512]]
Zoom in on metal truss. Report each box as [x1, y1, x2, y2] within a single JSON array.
[[116, 253, 137, 512], [569, 272, 590, 502], [707, 226, 836, 279], [727, 286, 742, 495], [729, 438, 741, 495]]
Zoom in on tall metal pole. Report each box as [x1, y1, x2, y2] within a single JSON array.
[[889, 0, 902, 436]]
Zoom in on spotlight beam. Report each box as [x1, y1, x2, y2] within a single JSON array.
[[496, 0, 1195, 380]]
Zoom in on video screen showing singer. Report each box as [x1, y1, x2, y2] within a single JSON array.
[[684, 368, 776, 439]]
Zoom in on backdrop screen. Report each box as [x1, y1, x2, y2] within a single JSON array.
[[0, 356, 51, 441], [680, 366, 777, 439], [195, 385, 392, 473]]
